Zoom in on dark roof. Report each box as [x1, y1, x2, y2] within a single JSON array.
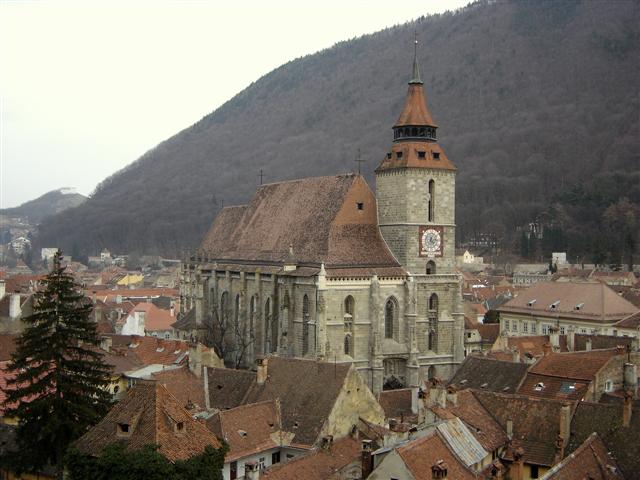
[[199, 174, 402, 272], [0, 333, 17, 361], [544, 432, 624, 480], [152, 366, 205, 412], [74, 381, 221, 462], [206, 367, 256, 410], [377, 388, 414, 421], [448, 356, 529, 393], [574, 333, 633, 351], [473, 390, 573, 467], [568, 401, 640, 478], [616, 310, 640, 329], [241, 357, 352, 448], [517, 373, 589, 401]]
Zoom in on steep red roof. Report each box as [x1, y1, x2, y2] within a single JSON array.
[[106, 335, 191, 366], [126, 302, 176, 332], [152, 366, 205, 412], [73, 381, 221, 462], [199, 174, 401, 273], [377, 388, 415, 421], [544, 433, 624, 479]]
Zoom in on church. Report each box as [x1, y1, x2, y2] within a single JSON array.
[[177, 47, 464, 393]]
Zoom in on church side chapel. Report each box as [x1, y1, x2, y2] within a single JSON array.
[[177, 43, 464, 393]]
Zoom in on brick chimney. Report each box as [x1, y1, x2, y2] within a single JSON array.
[[623, 391, 633, 428], [244, 461, 260, 480], [361, 439, 374, 479], [431, 460, 448, 479], [446, 386, 458, 406], [189, 343, 203, 377], [512, 447, 525, 480], [100, 336, 112, 353], [585, 338, 592, 351], [567, 326, 575, 352], [321, 435, 333, 450], [256, 357, 268, 385], [511, 348, 520, 363], [549, 329, 560, 351], [542, 342, 552, 356], [623, 363, 638, 399], [0, 280, 5, 301], [506, 420, 513, 439]]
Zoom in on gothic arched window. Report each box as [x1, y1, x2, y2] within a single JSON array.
[[249, 295, 256, 340], [428, 180, 435, 222], [302, 294, 310, 355], [385, 297, 398, 340], [234, 294, 240, 332], [426, 260, 436, 275], [220, 291, 229, 327], [264, 298, 271, 348], [429, 293, 439, 315], [428, 365, 436, 380], [344, 296, 355, 322], [344, 334, 352, 356], [428, 293, 438, 351]]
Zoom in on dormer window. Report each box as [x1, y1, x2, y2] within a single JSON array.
[[575, 303, 584, 310], [386, 152, 392, 159], [418, 151, 426, 159], [396, 151, 403, 159], [549, 301, 560, 310], [433, 152, 440, 160], [176, 421, 184, 432], [527, 299, 537, 307], [535, 382, 545, 391], [117, 423, 131, 437], [356, 202, 364, 210]]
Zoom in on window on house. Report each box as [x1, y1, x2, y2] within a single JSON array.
[[512, 321, 517, 332], [356, 202, 363, 210], [505, 319, 510, 332], [560, 326, 566, 335], [531, 465, 540, 478], [272, 452, 281, 464], [259, 457, 266, 469], [230, 461, 237, 480], [418, 151, 426, 159], [396, 151, 403, 159], [433, 152, 440, 160], [426, 260, 436, 275], [523, 322, 528, 334], [605, 380, 613, 392], [531, 322, 537, 334], [542, 324, 549, 335]]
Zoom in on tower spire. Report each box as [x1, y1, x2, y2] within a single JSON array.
[[410, 32, 423, 85]]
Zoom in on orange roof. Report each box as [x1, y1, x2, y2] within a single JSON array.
[[529, 349, 619, 381], [107, 335, 192, 366], [128, 302, 176, 332], [261, 436, 360, 480], [394, 83, 437, 127], [544, 432, 623, 479], [206, 400, 282, 462], [74, 381, 221, 462], [397, 430, 477, 480], [152, 366, 205, 412]]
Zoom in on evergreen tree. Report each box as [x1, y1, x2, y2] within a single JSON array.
[[1, 252, 113, 479]]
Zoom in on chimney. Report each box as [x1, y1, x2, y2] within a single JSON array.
[[189, 343, 203, 377], [585, 339, 592, 351], [244, 461, 260, 480], [567, 326, 575, 352], [411, 385, 419, 414], [9, 294, 21, 319], [321, 435, 333, 450], [431, 460, 448, 479], [623, 391, 633, 428], [362, 439, 374, 479], [623, 363, 638, 399], [0, 280, 5, 300], [100, 336, 112, 353], [511, 348, 520, 363], [388, 418, 398, 430], [506, 420, 513, 439], [256, 357, 268, 385], [512, 447, 525, 480], [542, 342, 552, 356], [556, 403, 571, 461], [446, 386, 458, 406]]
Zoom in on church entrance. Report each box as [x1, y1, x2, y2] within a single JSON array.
[[383, 358, 407, 390]]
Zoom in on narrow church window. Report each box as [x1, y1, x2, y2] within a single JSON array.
[[220, 292, 229, 327], [429, 293, 439, 316], [249, 295, 256, 341], [264, 298, 271, 350], [385, 297, 397, 340], [428, 365, 436, 381], [234, 294, 240, 333], [302, 294, 310, 355], [356, 202, 364, 210], [344, 296, 355, 321], [428, 293, 439, 351], [344, 334, 351, 356], [426, 260, 436, 275], [428, 180, 435, 222]]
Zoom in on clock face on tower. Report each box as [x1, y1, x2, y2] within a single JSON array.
[[419, 226, 443, 257]]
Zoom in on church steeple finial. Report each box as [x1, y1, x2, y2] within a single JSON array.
[[409, 32, 423, 85]]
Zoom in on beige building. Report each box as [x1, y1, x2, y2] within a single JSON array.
[[178, 50, 464, 393], [498, 282, 639, 339]]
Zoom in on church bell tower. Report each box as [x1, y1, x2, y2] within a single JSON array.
[[376, 40, 457, 276]]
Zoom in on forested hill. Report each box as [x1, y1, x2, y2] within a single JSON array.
[[2, 189, 87, 224], [37, 0, 639, 263]]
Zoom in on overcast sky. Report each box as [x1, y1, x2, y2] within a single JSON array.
[[0, 0, 469, 208]]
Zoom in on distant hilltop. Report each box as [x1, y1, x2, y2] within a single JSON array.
[[1, 188, 87, 224]]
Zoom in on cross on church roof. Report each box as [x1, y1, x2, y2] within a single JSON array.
[[354, 148, 365, 174]]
